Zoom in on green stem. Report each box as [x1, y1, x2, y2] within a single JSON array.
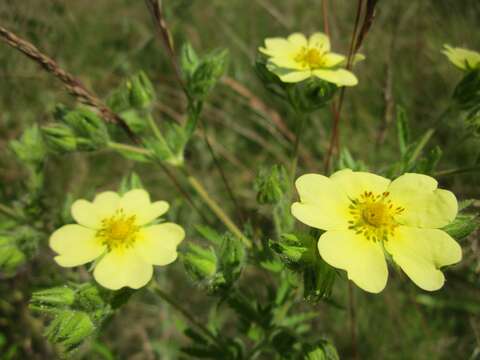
[[150, 284, 221, 346], [107, 141, 151, 155], [290, 113, 306, 184], [186, 172, 252, 248], [435, 165, 480, 177], [406, 128, 435, 169]]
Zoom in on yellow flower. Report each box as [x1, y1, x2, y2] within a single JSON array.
[[259, 32, 361, 86], [291, 169, 462, 293], [442, 44, 480, 71], [49, 189, 185, 290]]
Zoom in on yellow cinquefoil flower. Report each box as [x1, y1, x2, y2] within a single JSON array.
[[259, 32, 359, 86], [291, 169, 462, 293], [50, 189, 185, 290], [442, 44, 480, 71]]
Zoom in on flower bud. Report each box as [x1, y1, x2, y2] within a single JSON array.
[[62, 108, 110, 149], [45, 310, 95, 353], [183, 244, 217, 282], [255, 165, 289, 205], [286, 78, 337, 113], [41, 124, 77, 154], [127, 71, 156, 109], [30, 286, 76, 310]]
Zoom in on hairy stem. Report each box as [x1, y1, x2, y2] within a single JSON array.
[[185, 171, 251, 248], [151, 284, 221, 346]]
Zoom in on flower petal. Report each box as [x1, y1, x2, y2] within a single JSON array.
[[291, 174, 351, 230], [321, 52, 346, 67], [120, 189, 169, 225], [442, 44, 480, 70], [312, 68, 358, 86], [318, 230, 388, 293], [93, 249, 153, 290], [385, 226, 462, 291], [277, 70, 311, 83], [71, 191, 120, 229], [269, 56, 302, 70], [387, 173, 458, 228], [260, 38, 294, 57], [93, 191, 121, 217], [135, 223, 185, 265], [71, 200, 102, 229], [50, 224, 105, 267], [287, 33, 308, 47], [308, 32, 330, 52], [330, 169, 391, 200]]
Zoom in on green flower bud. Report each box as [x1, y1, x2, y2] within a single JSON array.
[[45, 310, 95, 353], [270, 233, 309, 270], [127, 71, 156, 109], [41, 124, 77, 154], [286, 77, 337, 113], [183, 244, 217, 282], [255, 165, 289, 205], [30, 286, 76, 310], [9, 125, 47, 165], [63, 108, 110, 149], [303, 258, 336, 302], [183, 46, 229, 100]]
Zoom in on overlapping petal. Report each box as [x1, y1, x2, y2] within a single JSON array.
[[71, 191, 120, 229], [387, 173, 458, 228], [330, 169, 390, 200], [93, 249, 153, 290], [291, 174, 351, 230], [385, 226, 462, 291], [312, 69, 358, 87], [50, 224, 105, 267], [135, 223, 185, 265], [318, 230, 388, 293], [120, 189, 169, 225], [308, 32, 330, 51]]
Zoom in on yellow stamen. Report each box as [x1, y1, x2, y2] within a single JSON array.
[[96, 209, 139, 249], [294, 47, 325, 69], [348, 191, 404, 242]]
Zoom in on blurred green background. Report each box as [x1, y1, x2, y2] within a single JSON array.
[[1, 0, 480, 359]]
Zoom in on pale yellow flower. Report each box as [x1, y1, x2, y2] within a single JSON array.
[[291, 169, 461, 293], [442, 44, 480, 71], [50, 189, 185, 290], [259, 32, 360, 86]]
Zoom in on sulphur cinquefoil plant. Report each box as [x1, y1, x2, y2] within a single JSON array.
[[1, 1, 480, 359]]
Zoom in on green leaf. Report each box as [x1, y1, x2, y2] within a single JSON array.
[[303, 340, 339, 360], [9, 124, 46, 165], [442, 214, 479, 240], [195, 225, 224, 246]]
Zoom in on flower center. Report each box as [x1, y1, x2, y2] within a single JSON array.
[[295, 47, 325, 69], [348, 191, 404, 242], [96, 209, 139, 249]]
